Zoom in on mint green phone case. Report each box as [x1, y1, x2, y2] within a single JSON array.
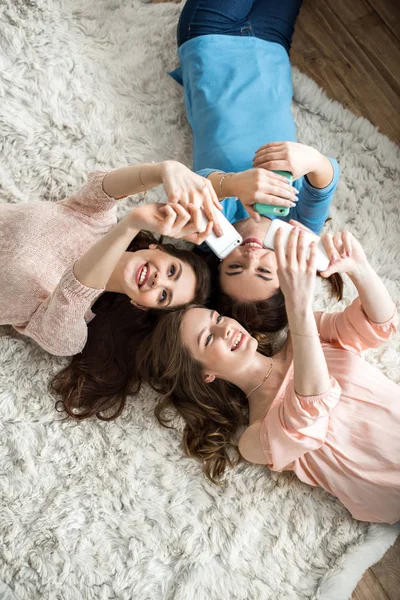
[[254, 170, 293, 217]]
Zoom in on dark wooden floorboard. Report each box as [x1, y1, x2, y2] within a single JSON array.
[[365, 0, 400, 40], [291, 0, 400, 142], [352, 568, 390, 600], [370, 535, 400, 600]]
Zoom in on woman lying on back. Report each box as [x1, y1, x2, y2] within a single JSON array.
[[1, 160, 218, 356], [143, 228, 400, 524], [171, 0, 342, 334]]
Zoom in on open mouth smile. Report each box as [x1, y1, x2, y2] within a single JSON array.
[[137, 263, 150, 288], [241, 238, 264, 249], [231, 330, 245, 351]]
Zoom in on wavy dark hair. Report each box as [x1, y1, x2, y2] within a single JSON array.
[[142, 274, 345, 481], [50, 232, 212, 421], [138, 305, 248, 484]]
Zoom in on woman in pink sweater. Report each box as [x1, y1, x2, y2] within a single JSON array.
[[143, 228, 399, 524], [0, 160, 219, 357]]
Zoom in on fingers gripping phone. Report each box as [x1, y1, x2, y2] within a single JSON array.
[[199, 209, 243, 260], [263, 218, 330, 272], [254, 170, 293, 217]]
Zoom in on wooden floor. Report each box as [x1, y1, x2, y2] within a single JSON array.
[[292, 0, 400, 143], [152, 0, 400, 598]]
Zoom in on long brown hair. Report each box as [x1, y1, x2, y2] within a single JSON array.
[[138, 306, 248, 483], [143, 275, 345, 481], [50, 232, 212, 421]]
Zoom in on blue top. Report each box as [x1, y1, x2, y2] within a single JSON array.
[[170, 35, 339, 236]]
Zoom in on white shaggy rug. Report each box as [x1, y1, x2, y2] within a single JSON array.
[[0, 1, 399, 599]]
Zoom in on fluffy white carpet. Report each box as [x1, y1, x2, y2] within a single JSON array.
[[0, 1, 399, 599]]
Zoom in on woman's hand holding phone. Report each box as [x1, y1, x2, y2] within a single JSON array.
[[160, 161, 223, 236], [223, 168, 299, 222], [274, 226, 318, 311], [129, 203, 213, 245], [253, 141, 333, 188]]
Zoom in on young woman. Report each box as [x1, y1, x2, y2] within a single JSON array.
[[171, 0, 342, 329], [0, 160, 218, 356], [143, 228, 400, 524]]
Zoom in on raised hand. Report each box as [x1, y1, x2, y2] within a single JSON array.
[[130, 202, 213, 245], [319, 232, 368, 278], [274, 226, 318, 311], [160, 161, 223, 236], [223, 168, 298, 221], [252, 141, 332, 186]]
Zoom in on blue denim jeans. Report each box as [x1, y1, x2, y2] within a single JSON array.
[[177, 0, 303, 54]]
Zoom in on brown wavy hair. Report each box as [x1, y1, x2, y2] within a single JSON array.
[[141, 273, 345, 482], [138, 305, 248, 484], [50, 233, 212, 421]]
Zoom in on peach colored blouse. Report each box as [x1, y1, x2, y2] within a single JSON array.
[[260, 298, 400, 524]]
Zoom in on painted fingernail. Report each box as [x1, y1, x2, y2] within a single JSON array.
[[290, 202, 296, 207], [346, 250, 351, 257], [294, 188, 299, 194]]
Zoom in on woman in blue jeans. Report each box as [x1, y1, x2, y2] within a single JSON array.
[[171, 0, 342, 339]]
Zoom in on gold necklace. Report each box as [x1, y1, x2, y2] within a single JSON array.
[[246, 357, 273, 399]]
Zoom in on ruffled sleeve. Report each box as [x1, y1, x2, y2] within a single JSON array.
[[260, 376, 342, 471], [315, 297, 398, 353], [14, 264, 103, 356], [58, 172, 117, 224]]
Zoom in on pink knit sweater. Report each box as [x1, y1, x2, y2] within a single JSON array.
[[0, 172, 118, 356]]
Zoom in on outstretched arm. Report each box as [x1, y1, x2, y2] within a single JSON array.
[[275, 226, 331, 396], [74, 203, 213, 291], [104, 160, 222, 236]]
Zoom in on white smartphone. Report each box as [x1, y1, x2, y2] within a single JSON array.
[[199, 208, 243, 260], [263, 219, 330, 272]]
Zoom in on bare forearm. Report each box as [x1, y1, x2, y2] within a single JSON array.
[[348, 262, 396, 323], [287, 306, 331, 396], [306, 154, 334, 189], [206, 171, 230, 200], [74, 217, 138, 289], [102, 162, 163, 199]]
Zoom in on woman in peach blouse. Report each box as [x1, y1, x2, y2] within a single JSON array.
[[143, 228, 399, 524]]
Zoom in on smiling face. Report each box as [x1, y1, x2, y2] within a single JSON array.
[[180, 307, 258, 382], [120, 246, 197, 309], [219, 237, 280, 302]]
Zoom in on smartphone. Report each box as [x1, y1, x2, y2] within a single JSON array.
[[199, 208, 243, 260], [254, 170, 293, 218], [263, 218, 330, 272]]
